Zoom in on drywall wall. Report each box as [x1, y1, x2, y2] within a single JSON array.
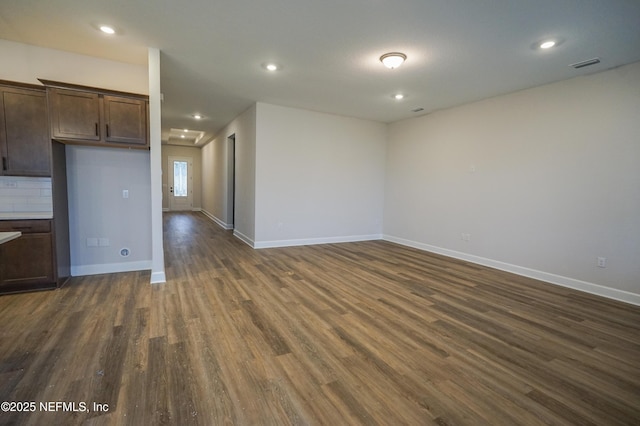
[[0, 39, 152, 275], [0, 39, 148, 93], [66, 146, 151, 275], [254, 103, 386, 247], [385, 61, 640, 303], [161, 145, 202, 210], [201, 104, 256, 242]]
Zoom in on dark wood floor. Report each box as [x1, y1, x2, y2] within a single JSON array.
[[1, 212, 639, 425]]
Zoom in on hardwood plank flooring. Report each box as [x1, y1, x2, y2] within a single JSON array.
[[1, 211, 639, 425]]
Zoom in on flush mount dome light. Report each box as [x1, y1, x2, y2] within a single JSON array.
[[393, 93, 405, 100], [99, 25, 116, 35], [193, 114, 202, 120], [380, 52, 407, 69], [540, 40, 556, 49]]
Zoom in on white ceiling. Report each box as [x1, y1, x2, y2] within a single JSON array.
[[1, 0, 640, 147]]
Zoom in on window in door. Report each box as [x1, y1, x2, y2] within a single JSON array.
[[173, 160, 188, 197]]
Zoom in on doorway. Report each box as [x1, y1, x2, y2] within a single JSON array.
[[168, 156, 193, 211], [227, 135, 236, 228]]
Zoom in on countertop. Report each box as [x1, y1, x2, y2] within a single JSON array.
[[0, 212, 53, 220], [0, 231, 21, 245]]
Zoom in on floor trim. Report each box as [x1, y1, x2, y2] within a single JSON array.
[[254, 234, 383, 249], [201, 209, 233, 230], [384, 234, 640, 307]]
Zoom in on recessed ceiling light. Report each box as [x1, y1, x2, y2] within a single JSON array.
[[193, 114, 202, 120], [380, 52, 407, 69], [262, 62, 281, 72], [183, 129, 189, 132], [180, 135, 185, 138], [540, 40, 556, 49], [393, 93, 405, 100], [99, 25, 116, 35], [532, 38, 564, 50]]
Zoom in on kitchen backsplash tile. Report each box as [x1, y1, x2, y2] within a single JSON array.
[[0, 176, 53, 218]]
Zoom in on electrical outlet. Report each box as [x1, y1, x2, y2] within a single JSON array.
[[99, 238, 110, 247], [597, 257, 606, 268], [122, 189, 129, 199], [87, 238, 98, 247], [461, 233, 471, 242]]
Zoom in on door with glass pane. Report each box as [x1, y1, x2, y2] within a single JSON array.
[[168, 156, 193, 211]]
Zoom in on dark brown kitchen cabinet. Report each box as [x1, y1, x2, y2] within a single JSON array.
[[0, 82, 51, 177], [0, 220, 57, 294], [40, 79, 149, 149], [48, 88, 101, 142], [103, 95, 147, 145]]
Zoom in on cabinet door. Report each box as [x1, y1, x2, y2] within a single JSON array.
[[49, 88, 101, 141], [103, 96, 147, 146], [0, 233, 55, 290], [0, 87, 51, 176]]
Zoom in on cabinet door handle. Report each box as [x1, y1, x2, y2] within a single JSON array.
[[106, 124, 110, 137], [2, 157, 6, 171], [95, 123, 99, 136]]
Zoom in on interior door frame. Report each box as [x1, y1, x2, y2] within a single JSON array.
[[227, 134, 236, 228]]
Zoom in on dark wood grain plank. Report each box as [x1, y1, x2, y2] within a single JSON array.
[[0, 211, 638, 425]]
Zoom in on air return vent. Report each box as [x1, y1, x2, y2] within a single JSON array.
[[570, 58, 601, 69]]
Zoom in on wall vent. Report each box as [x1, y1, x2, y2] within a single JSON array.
[[570, 58, 601, 69]]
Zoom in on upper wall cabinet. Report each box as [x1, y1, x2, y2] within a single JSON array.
[[0, 81, 51, 177], [103, 95, 147, 146], [40, 80, 149, 149], [48, 88, 102, 142]]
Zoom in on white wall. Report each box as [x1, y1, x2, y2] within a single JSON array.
[[0, 39, 152, 276], [66, 147, 151, 275], [0, 39, 148, 94], [254, 103, 386, 247], [385, 61, 640, 303], [162, 145, 202, 210], [201, 104, 256, 242]]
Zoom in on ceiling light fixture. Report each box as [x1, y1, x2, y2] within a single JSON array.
[[262, 62, 281, 72], [532, 38, 564, 50], [393, 93, 405, 100], [380, 52, 407, 69], [193, 114, 202, 120], [99, 25, 116, 35], [540, 40, 556, 49], [181, 135, 185, 138]]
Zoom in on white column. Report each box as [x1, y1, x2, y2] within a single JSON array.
[[148, 47, 166, 284]]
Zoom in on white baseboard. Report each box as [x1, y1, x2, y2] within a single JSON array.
[[201, 209, 233, 230], [150, 270, 166, 284], [383, 235, 640, 307], [233, 230, 255, 247], [254, 234, 383, 249], [163, 207, 202, 213], [71, 260, 152, 277]]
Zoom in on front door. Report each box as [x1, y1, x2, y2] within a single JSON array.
[[168, 156, 193, 211]]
